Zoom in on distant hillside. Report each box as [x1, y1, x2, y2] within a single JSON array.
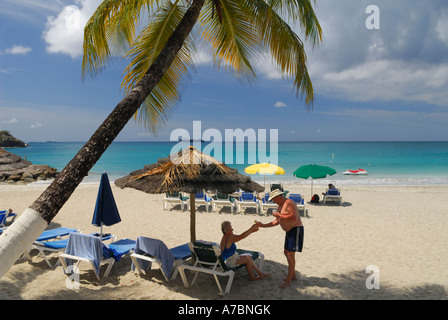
[[0, 131, 27, 148]]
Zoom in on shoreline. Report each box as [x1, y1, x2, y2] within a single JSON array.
[[1, 183, 448, 300], [8, 173, 448, 189]]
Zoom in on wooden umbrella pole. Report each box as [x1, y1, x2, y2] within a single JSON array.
[[190, 193, 196, 243]]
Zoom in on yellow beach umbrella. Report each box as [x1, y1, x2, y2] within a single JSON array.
[[244, 163, 285, 190]]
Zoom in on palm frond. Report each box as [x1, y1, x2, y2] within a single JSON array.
[[269, 0, 323, 47], [121, 1, 198, 133], [82, 0, 161, 79], [198, 0, 261, 83], [243, 0, 322, 107]]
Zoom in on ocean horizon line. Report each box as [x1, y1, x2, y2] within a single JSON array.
[[6, 141, 448, 187]]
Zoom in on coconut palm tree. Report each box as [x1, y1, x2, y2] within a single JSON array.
[[0, 0, 321, 278]]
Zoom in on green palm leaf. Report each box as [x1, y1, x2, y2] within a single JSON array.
[[122, 1, 198, 132], [82, 0, 322, 131]]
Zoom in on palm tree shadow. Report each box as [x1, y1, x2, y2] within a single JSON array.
[[169, 260, 448, 300], [4, 258, 447, 300]]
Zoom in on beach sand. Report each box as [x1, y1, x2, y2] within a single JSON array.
[[1, 183, 447, 300]]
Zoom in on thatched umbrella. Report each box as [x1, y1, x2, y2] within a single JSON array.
[[115, 146, 263, 242], [0, 148, 32, 173]]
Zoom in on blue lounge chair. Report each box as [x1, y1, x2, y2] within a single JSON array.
[[260, 193, 277, 215], [191, 192, 212, 212], [59, 233, 136, 280], [24, 227, 81, 266], [130, 236, 191, 281], [288, 194, 308, 217], [236, 192, 260, 214], [36, 227, 79, 242], [323, 188, 342, 205], [0, 209, 16, 228], [31, 231, 113, 268]]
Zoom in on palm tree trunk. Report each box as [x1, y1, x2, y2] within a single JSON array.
[[0, 0, 205, 279]]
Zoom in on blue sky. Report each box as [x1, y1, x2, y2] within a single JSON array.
[[1, 0, 448, 142]]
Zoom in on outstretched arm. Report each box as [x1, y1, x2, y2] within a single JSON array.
[[256, 218, 280, 228], [233, 223, 259, 242]]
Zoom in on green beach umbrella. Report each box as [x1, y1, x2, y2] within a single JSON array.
[[293, 164, 336, 198]]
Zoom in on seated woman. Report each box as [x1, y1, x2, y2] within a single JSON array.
[[322, 183, 336, 196], [220, 221, 271, 281]]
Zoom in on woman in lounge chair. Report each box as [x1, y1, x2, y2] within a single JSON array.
[[322, 183, 336, 196], [220, 221, 271, 281]]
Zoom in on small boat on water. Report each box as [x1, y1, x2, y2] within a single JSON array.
[[342, 168, 368, 175]]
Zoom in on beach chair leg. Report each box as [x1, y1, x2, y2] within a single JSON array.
[[257, 252, 265, 272], [170, 260, 183, 280], [178, 266, 189, 287], [213, 274, 225, 296], [22, 249, 33, 262], [42, 255, 53, 268], [102, 258, 115, 279], [223, 273, 235, 296], [59, 256, 81, 276], [59, 255, 68, 273], [130, 254, 144, 275]]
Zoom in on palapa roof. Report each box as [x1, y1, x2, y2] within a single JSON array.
[[0, 148, 32, 173], [115, 146, 263, 194]]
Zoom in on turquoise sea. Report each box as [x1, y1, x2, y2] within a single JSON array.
[[7, 141, 448, 186]]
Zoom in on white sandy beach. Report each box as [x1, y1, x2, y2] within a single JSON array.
[[1, 182, 448, 300]]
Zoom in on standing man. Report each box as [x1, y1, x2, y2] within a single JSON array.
[[257, 189, 304, 288]]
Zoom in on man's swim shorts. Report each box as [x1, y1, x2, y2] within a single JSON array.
[[284, 226, 304, 252]]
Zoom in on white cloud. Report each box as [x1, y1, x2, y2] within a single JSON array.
[[30, 122, 43, 128], [274, 101, 288, 108], [318, 60, 448, 106], [1, 45, 32, 55], [436, 10, 448, 46], [255, 55, 284, 80], [2, 118, 18, 124], [42, 0, 101, 58], [305, 0, 448, 107]]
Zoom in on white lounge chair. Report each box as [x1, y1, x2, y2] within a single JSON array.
[[323, 188, 342, 205], [211, 193, 237, 213], [178, 241, 264, 296], [30, 231, 114, 268], [59, 233, 135, 280], [236, 192, 260, 214], [190, 191, 212, 213], [163, 191, 189, 211], [130, 236, 191, 281]]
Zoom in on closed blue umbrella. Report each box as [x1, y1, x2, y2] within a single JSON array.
[[92, 172, 121, 240]]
